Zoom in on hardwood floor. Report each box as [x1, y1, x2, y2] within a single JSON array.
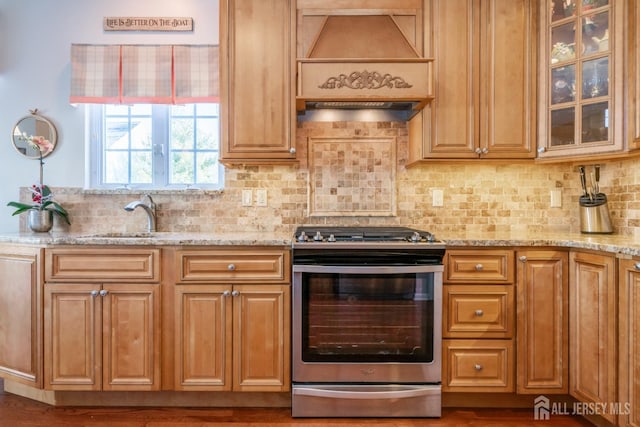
[[0, 380, 593, 426]]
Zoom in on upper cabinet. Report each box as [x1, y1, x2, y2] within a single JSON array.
[[409, 0, 537, 163], [219, 0, 297, 165], [537, 0, 640, 160]]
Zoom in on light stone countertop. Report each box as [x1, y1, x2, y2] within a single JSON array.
[[2, 230, 640, 257]]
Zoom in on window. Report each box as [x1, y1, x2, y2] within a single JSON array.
[[87, 103, 223, 189]]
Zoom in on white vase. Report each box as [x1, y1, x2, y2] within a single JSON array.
[[28, 210, 53, 232]]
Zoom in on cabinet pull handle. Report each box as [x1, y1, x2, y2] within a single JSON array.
[[99, 289, 108, 297], [634, 263, 640, 271], [222, 290, 231, 297], [474, 364, 483, 371], [91, 290, 99, 297], [475, 309, 484, 316], [231, 290, 240, 297], [227, 263, 236, 271], [475, 264, 483, 271], [519, 256, 527, 262]]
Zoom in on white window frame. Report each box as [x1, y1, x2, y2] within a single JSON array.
[[86, 104, 224, 190]]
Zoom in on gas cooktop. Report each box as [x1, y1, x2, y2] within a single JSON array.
[[293, 226, 444, 248]]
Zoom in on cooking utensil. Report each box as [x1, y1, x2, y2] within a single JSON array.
[[594, 164, 600, 195], [579, 166, 588, 197]]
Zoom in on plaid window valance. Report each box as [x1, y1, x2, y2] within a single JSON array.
[[70, 44, 219, 104]]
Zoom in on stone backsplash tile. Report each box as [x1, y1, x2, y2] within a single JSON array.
[[20, 121, 640, 238]]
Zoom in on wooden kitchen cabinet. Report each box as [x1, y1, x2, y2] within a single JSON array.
[[569, 250, 617, 424], [219, 0, 297, 165], [0, 244, 42, 388], [174, 249, 290, 392], [516, 249, 568, 394], [43, 248, 161, 391], [44, 283, 160, 391], [537, 0, 640, 161], [618, 258, 640, 427], [409, 0, 536, 162], [442, 248, 515, 392]]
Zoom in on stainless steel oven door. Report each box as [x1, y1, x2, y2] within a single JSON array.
[[292, 264, 443, 384]]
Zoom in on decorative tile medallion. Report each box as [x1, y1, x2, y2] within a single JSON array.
[[308, 137, 396, 217]]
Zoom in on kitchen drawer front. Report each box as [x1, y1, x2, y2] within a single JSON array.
[[443, 285, 514, 338], [45, 248, 160, 282], [178, 249, 289, 283], [442, 339, 514, 392], [445, 250, 514, 283]]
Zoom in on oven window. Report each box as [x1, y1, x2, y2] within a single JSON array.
[[301, 272, 435, 363]]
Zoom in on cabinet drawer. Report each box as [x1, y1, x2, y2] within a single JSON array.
[[45, 248, 160, 282], [445, 250, 514, 283], [178, 249, 289, 282], [443, 339, 514, 392], [443, 285, 513, 338]]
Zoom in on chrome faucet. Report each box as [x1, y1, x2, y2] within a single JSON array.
[[124, 194, 157, 232]]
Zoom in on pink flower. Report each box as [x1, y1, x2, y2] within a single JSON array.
[[30, 135, 54, 155]]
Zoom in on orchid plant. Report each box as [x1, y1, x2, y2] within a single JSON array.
[[7, 134, 71, 225]]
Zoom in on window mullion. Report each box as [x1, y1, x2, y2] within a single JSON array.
[[152, 105, 169, 186]]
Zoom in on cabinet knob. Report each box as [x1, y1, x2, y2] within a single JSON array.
[[289, 147, 296, 154], [634, 263, 640, 271], [538, 147, 546, 153], [231, 290, 240, 297], [91, 290, 99, 297], [99, 289, 108, 297], [222, 290, 231, 297], [475, 148, 482, 155], [481, 148, 489, 154], [474, 364, 483, 371], [475, 309, 484, 317], [227, 263, 236, 271], [519, 256, 527, 262], [475, 264, 484, 271]]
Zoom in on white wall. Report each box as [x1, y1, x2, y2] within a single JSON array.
[[0, 0, 218, 232]]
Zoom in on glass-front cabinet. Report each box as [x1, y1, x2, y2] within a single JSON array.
[[538, 0, 636, 159]]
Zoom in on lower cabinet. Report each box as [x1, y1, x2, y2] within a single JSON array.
[[0, 244, 42, 388], [569, 250, 617, 425], [174, 284, 290, 391], [516, 250, 568, 394], [619, 258, 640, 427], [44, 283, 160, 391]]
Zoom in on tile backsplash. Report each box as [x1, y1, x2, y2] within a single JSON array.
[[23, 120, 640, 239]]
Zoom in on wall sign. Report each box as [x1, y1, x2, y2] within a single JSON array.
[[103, 17, 193, 32]]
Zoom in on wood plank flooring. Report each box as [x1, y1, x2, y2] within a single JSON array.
[[0, 380, 593, 426]]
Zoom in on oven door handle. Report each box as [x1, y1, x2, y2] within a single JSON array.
[[293, 386, 440, 400], [293, 264, 443, 274]]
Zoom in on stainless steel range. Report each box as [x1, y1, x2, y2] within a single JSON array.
[[291, 226, 445, 418]]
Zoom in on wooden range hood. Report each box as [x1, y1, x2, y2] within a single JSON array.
[[296, 11, 433, 117]]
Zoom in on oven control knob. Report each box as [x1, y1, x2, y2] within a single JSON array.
[[297, 231, 307, 242], [327, 234, 336, 242], [313, 231, 323, 241], [411, 231, 421, 242]]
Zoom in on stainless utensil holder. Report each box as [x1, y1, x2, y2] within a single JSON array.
[[579, 194, 612, 234]]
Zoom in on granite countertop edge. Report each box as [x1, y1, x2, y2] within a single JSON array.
[[1, 231, 640, 256]]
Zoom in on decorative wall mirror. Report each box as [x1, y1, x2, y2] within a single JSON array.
[[12, 109, 57, 159]]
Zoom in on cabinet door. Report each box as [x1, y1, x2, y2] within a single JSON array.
[[44, 284, 101, 390], [619, 259, 640, 427], [569, 251, 617, 424], [220, 0, 296, 163], [516, 250, 568, 394], [233, 285, 290, 391], [631, 1, 640, 149], [0, 247, 42, 387], [413, 0, 534, 161], [480, 0, 536, 159], [102, 284, 160, 391], [174, 285, 232, 391]]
